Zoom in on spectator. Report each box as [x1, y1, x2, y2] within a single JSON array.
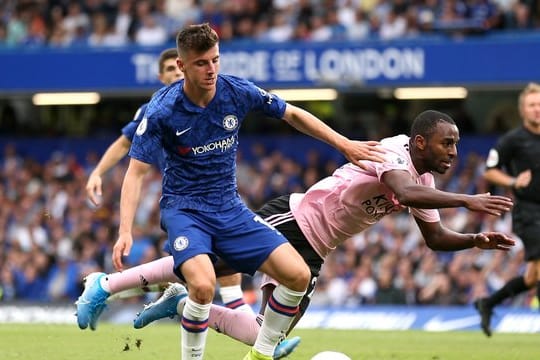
[[63, 1, 91, 43], [346, 8, 371, 40], [5, 3, 29, 46], [134, 13, 167, 46], [310, 14, 333, 41], [379, 6, 408, 39], [325, 7, 348, 40], [506, 1, 534, 29], [0, 20, 7, 47], [112, 0, 133, 43], [266, 10, 294, 42], [0, 266, 16, 301], [154, 0, 184, 43], [375, 267, 407, 304], [88, 11, 126, 47], [467, 0, 502, 31]]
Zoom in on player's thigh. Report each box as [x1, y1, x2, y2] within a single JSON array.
[[258, 242, 310, 291], [161, 208, 214, 278]]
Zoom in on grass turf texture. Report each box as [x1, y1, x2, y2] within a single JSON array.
[[0, 324, 538, 359]]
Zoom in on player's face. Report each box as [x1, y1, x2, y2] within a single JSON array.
[[521, 92, 540, 130], [178, 44, 220, 92], [159, 58, 183, 86], [424, 122, 459, 174]]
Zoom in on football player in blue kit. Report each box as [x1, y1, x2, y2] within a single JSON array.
[[80, 23, 385, 360], [83, 47, 254, 315]]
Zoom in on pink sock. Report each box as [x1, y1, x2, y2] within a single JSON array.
[[208, 304, 260, 345], [107, 256, 179, 293]]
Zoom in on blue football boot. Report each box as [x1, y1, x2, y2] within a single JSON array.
[[75, 272, 110, 330], [274, 336, 301, 359], [133, 282, 188, 329]]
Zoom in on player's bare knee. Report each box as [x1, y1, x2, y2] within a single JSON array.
[[285, 263, 310, 292], [188, 282, 215, 304]]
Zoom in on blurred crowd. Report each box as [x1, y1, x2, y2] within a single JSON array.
[[1, 0, 539, 48], [0, 140, 533, 309]]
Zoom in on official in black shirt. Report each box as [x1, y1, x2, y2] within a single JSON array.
[[475, 82, 540, 337]]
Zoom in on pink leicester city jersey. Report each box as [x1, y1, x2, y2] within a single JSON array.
[[290, 134, 440, 259]]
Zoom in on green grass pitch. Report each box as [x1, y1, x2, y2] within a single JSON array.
[[0, 324, 538, 359]]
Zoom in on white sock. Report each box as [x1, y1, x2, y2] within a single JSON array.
[[253, 285, 305, 356], [181, 298, 211, 359], [220, 285, 254, 314], [176, 296, 187, 315]]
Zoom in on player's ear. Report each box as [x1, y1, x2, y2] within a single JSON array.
[[414, 135, 426, 150], [176, 58, 185, 72]]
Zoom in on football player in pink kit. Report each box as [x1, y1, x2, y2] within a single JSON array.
[[131, 109, 516, 347]]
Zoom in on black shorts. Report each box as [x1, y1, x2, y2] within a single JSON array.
[[255, 195, 323, 279], [512, 201, 540, 261]]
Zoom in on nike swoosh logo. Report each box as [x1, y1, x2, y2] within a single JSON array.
[[176, 127, 191, 136]]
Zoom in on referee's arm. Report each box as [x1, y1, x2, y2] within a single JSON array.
[[484, 167, 517, 188]]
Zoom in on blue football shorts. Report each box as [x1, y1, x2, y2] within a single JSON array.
[[161, 204, 288, 277]]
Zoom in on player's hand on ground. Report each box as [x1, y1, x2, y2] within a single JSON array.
[[341, 140, 386, 169], [86, 172, 103, 206], [473, 232, 515, 251], [465, 193, 513, 216], [113, 233, 133, 271]]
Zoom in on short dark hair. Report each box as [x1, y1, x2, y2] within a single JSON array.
[[410, 110, 455, 139], [176, 23, 219, 57], [158, 48, 178, 74]]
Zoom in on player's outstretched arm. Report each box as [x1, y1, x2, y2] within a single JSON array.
[[382, 170, 513, 216], [86, 135, 132, 206], [281, 104, 386, 168], [414, 217, 516, 252], [114, 157, 151, 271]]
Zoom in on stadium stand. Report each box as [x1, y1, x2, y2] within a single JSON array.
[[0, 0, 538, 48]]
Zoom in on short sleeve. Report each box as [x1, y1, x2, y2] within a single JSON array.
[[128, 103, 162, 165], [122, 104, 147, 142]]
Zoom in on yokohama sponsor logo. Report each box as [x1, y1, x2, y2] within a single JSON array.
[[192, 135, 235, 155]]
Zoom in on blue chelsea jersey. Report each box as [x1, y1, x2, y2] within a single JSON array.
[[129, 75, 287, 211]]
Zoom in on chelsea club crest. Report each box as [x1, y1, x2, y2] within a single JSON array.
[[223, 115, 238, 131], [173, 236, 189, 251]]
